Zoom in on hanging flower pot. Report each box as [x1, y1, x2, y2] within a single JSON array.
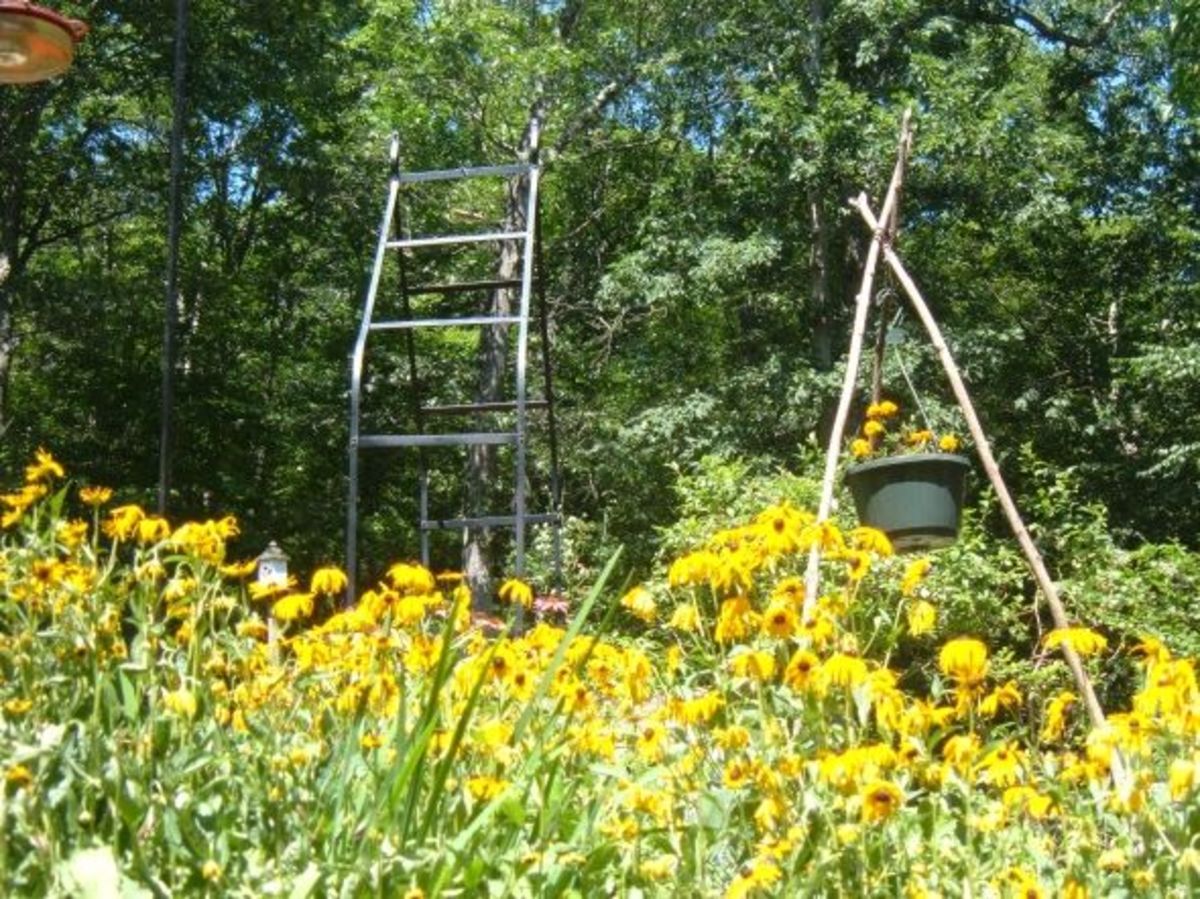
[[0, 2, 88, 84], [844, 452, 970, 552]]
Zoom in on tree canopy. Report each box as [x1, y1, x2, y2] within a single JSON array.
[[1, 0, 1196, 581]]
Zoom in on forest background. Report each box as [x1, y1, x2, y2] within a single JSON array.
[[2, 0, 1198, 595]]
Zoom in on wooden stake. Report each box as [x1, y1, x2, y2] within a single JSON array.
[[802, 111, 913, 616], [854, 197, 1112, 736]]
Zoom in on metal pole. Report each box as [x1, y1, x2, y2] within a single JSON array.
[[513, 116, 542, 577], [347, 136, 402, 603]]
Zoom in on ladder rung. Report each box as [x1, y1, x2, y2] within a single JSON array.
[[358, 432, 518, 449], [422, 400, 550, 415], [396, 163, 531, 184], [419, 513, 560, 531], [387, 231, 526, 250], [407, 279, 523, 295], [370, 315, 521, 331]]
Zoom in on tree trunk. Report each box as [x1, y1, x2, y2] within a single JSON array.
[[464, 133, 534, 611]]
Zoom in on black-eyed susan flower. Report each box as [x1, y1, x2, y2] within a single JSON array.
[[79, 485, 113, 507], [906, 599, 937, 636], [1040, 690, 1077, 743], [163, 687, 197, 719], [498, 577, 533, 608], [668, 603, 700, 632], [761, 599, 797, 639], [1043, 627, 1108, 657], [136, 516, 171, 545], [310, 566, 348, 596], [24, 448, 64, 483], [783, 650, 820, 692], [387, 562, 436, 595], [938, 637, 989, 688], [103, 504, 145, 541], [860, 779, 903, 822], [272, 591, 314, 622], [620, 585, 656, 623]]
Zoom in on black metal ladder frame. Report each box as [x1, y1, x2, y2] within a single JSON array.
[[346, 129, 561, 600]]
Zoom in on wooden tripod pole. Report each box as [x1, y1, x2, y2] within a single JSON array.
[[802, 111, 912, 617], [854, 197, 1111, 735]]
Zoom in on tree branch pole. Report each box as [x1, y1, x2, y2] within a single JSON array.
[[853, 197, 1112, 737], [802, 110, 912, 617]]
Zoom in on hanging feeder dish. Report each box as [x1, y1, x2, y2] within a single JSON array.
[[0, 1, 88, 84], [844, 452, 970, 552]]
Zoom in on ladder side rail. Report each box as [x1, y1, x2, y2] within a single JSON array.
[[394, 216, 433, 569], [513, 159, 541, 577], [533, 190, 564, 590], [347, 170, 403, 602]]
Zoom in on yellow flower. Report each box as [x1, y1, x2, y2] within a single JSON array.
[[272, 592, 315, 621], [1040, 691, 1077, 743], [905, 429, 933, 447], [465, 774, 508, 800], [163, 688, 197, 720], [620, 585, 656, 623], [200, 860, 221, 883], [640, 854, 678, 881], [848, 526, 893, 556], [860, 779, 903, 822], [1169, 758, 1196, 801], [729, 650, 776, 682], [714, 596, 759, 644], [24, 448, 65, 483], [906, 600, 937, 636], [498, 578, 533, 609], [136, 516, 171, 545], [783, 650, 821, 692], [387, 562, 436, 595], [979, 680, 1022, 718], [851, 438, 872, 459], [1097, 848, 1127, 872], [975, 741, 1025, 787], [863, 420, 886, 438], [79, 485, 113, 506], [310, 566, 348, 596], [634, 720, 668, 763], [725, 858, 781, 899], [669, 603, 701, 632], [820, 653, 869, 691], [942, 734, 980, 773], [938, 434, 960, 452], [103, 504, 145, 541], [1043, 627, 1108, 657], [900, 558, 931, 596], [867, 400, 899, 419], [6, 764, 34, 789], [761, 600, 797, 639], [938, 637, 988, 688], [250, 575, 297, 601], [3, 698, 33, 717], [219, 558, 258, 579]]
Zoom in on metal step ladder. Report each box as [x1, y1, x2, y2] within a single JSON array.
[[346, 126, 562, 600]]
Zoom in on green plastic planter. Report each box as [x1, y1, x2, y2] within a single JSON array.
[[844, 453, 970, 552]]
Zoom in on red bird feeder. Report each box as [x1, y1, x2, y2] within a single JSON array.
[[0, 1, 88, 84]]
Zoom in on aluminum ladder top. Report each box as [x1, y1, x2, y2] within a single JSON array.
[[346, 129, 562, 601]]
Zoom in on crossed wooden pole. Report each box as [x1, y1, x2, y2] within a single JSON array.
[[801, 111, 1116, 749]]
